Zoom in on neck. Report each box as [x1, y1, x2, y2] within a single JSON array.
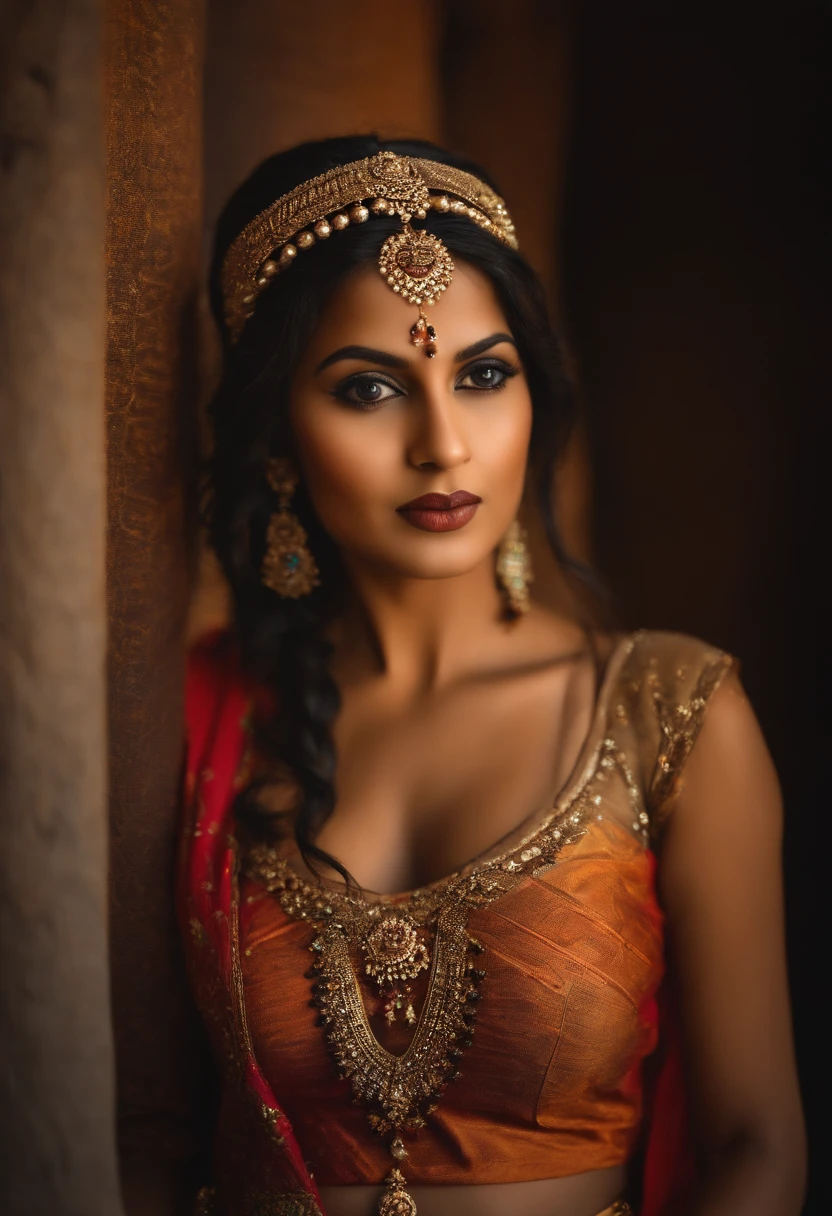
[[330, 555, 513, 695]]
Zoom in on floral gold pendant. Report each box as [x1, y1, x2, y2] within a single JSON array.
[[378, 1168, 417, 1216], [378, 226, 453, 358], [363, 913, 430, 1026], [362, 914, 430, 986], [378, 227, 453, 308]]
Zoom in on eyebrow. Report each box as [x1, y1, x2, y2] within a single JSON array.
[[316, 345, 408, 373], [315, 332, 517, 374], [454, 332, 516, 362]]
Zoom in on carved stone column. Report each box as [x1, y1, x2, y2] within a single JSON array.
[[0, 2, 123, 1213], [104, 0, 204, 1179]]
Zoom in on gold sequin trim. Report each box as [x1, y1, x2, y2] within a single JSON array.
[[650, 652, 732, 813]]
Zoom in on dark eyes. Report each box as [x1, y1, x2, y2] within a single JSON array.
[[335, 374, 400, 407], [333, 359, 519, 410], [458, 361, 517, 392]]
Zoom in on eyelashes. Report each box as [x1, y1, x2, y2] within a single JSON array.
[[457, 359, 519, 393], [333, 372, 401, 409], [332, 359, 520, 411]]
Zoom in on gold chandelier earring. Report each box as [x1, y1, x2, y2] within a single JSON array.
[[261, 457, 321, 598], [496, 519, 533, 617]]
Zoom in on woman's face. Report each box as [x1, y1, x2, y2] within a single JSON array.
[[289, 258, 532, 583]]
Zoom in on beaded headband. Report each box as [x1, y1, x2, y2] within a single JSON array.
[[221, 151, 518, 354]]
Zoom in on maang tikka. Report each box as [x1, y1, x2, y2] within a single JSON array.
[[220, 151, 517, 354], [372, 153, 453, 357], [261, 458, 320, 598]]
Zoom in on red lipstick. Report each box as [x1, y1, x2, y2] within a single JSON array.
[[397, 490, 482, 533]]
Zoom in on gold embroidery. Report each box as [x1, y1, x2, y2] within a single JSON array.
[[613, 744, 650, 842], [263, 1198, 323, 1216], [650, 653, 732, 811], [243, 792, 594, 1215], [194, 1186, 216, 1215], [259, 1100, 286, 1146], [231, 1188, 324, 1216], [189, 916, 208, 947]]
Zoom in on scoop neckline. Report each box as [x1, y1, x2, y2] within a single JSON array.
[[266, 631, 639, 904]]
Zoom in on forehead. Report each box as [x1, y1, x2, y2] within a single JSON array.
[[302, 259, 511, 365]]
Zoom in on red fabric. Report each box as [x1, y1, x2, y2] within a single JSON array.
[[180, 633, 324, 1210], [640, 981, 696, 1215], [181, 632, 694, 1213]]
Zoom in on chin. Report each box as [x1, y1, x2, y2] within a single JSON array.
[[376, 543, 495, 582]]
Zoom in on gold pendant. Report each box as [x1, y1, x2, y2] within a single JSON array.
[[378, 226, 453, 308], [378, 1168, 417, 1216], [363, 913, 429, 1026], [378, 226, 452, 358], [363, 915, 430, 984], [261, 507, 320, 598]]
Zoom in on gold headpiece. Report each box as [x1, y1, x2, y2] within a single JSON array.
[[221, 151, 518, 354]]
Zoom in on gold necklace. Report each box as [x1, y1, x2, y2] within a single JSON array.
[[243, 773, 611, 1216]]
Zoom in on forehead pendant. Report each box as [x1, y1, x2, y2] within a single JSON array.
[[373, 153, 454, 357], [222, 150, 518, 345]]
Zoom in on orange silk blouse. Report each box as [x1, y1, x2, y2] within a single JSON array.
[[232, 631, 733, 1188]]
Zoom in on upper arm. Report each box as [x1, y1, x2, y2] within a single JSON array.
[[657, 670, 805, 1203]]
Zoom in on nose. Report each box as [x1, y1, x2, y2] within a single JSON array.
[[406, 386, 471, 472]]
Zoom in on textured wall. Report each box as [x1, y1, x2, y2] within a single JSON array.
[[104, 0, 204, 1177], [0, 1, 123, 1212]]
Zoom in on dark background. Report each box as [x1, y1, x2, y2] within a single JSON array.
[[562, 8, 826, 1213]]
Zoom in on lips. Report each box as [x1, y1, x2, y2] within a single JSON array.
[[397, 490, 482, 533], [399, 491, 482, 511]]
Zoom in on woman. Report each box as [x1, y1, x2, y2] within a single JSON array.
[[180, 136, 805, 1216]]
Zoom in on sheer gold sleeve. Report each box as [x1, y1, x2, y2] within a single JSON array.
[[610, 631, 735, 841]]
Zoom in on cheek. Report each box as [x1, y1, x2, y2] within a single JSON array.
[[293, 410, 400, 533], [475, 389, 533, 479]]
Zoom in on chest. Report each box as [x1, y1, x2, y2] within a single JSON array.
[[312, 664, 596, 892]]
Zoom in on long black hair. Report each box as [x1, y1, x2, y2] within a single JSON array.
[[205, 134, 592, 882]]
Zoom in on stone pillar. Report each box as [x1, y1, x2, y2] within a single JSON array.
[[104, 0, 204, 1184], [0, 2, 124, 1214]]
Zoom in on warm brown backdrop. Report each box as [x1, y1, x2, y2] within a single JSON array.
[[99, 3, 824, 1213]]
